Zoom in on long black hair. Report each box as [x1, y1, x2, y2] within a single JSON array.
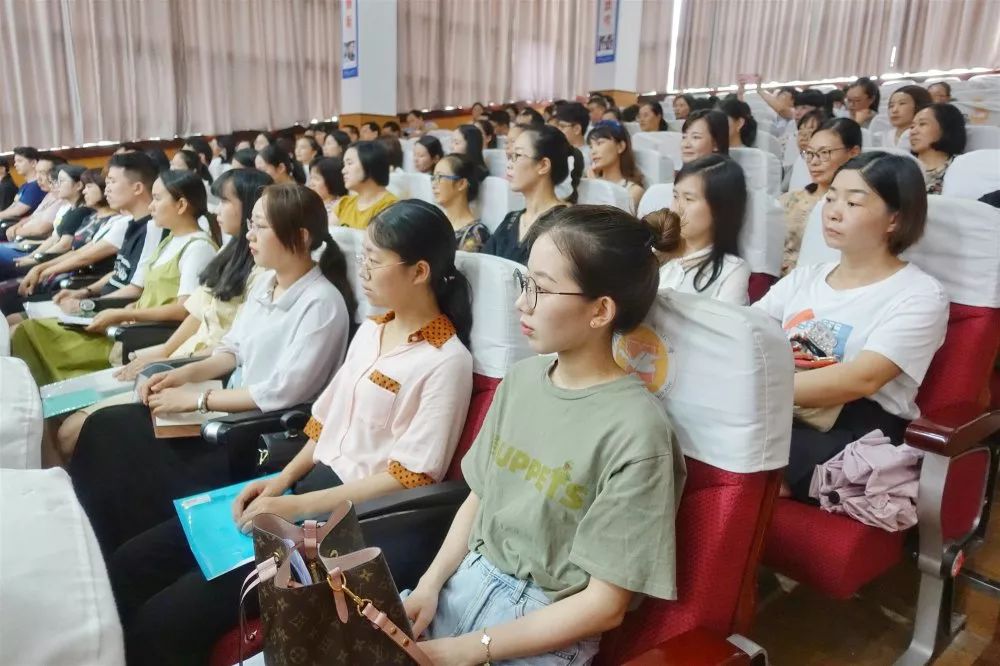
[[455, 124, 487, 169], [258, 144, 304, 184], [158, 169, 219, 243], [718, 97, 758, 147], [675, 154, 746, 292], [173, 148, 214, 185], [437, 154, 488, 202], [199, 169, 272, 301], [368, 199, 473, 346]]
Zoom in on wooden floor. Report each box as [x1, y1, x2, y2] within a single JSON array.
[[749, 487, 1000, 665]]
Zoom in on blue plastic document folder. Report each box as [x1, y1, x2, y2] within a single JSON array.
[[174, 475, 279, 580]]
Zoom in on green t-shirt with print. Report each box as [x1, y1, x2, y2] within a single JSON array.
[[462, 354, 686, 602]]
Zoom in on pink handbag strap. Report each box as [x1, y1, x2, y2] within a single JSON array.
[[360, 602, 434, 666], [302, 520, 319, 559], [237, 558, 278, 665]]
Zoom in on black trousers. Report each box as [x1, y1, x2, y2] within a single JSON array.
[[786, 398, 909, 502], [109, 464, 342, 666], [68, 403, 237, 558]]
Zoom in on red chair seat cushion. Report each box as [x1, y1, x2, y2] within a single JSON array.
[[763, 499, 906, 599], [446, 374, 500, 481], [748, 273, 777, 304]]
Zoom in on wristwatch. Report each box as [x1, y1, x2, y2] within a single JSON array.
[[79, 298, 96, 314], [197, 389, 214, 414], [480, 631, 492, 665]]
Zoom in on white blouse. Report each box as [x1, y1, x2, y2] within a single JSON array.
[[658, 246, 750, 305], [213, 266, 350, 412]]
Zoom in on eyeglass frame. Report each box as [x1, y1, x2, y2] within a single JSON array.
[[801, 147, 848, 164], [356, 252, 407, 281], [507, 151, 539, 165], [513, 268, 586, 312], [429, 173, 463, 184]]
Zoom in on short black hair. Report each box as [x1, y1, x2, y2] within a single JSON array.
[[362, 121, 380, 133], [516, 107, 545, 127], [310, 157, 348, 198], [351, 140, 391, 186], [928, 81, 952, 97], [848, 77, 880, 112], [795, 89, 827, 110], [108, 151, 158, 190], [487, 110, 510, 128], [407, 109, 424, 119], [554, 102, 590, 132], [382, 121, 401, 135], [232, 148, 258, 168], [13, 146, 41, 161], [926, 103, 967, 156]]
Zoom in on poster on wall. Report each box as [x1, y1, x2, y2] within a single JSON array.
[[342, 0, 358, 79], [595, 0, 619, 64]]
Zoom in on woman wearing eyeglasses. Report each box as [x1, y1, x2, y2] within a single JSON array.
[[432, 154, 491, 252], [586, 121, 647, 213], [97, 200, 473, 665], [780, 118, 862, 274]]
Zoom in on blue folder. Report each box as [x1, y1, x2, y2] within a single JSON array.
[[174, 475, 281, 580]]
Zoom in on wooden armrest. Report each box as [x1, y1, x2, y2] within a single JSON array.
[[622, 628, 753, 666], [904, 404, 1000, 457]]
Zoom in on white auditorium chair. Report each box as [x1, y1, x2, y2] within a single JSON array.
[[942, 150, 1000, 201], [0, 314, 9, 356], [406, 172, 435, 204], [965, 125, 1000, 151], [0, 357, 42, 469], [633, 147, 675, 185], [636, 183, 674, 218], [862, 145, 921, 163], [0, 467, 126, 666], [666, 120, 685, 132], [632, 131, 684, 167], [787, 155, 811, 192], [478, 176, 524, 233], [730, 147, 783, 196], [402, 146, 416, 172], [624, 121, 641, 136], [386, 169, 410, 198], [577, 178, 633, 212], [860, 127, 873, 148], [482, 149, 507, 178], [740, 190, 785, 282], [425, 129, 453, 151], [868, 115, 892, 137]]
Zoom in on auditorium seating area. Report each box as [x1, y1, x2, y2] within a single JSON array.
[[2, 1, 1000, 665]]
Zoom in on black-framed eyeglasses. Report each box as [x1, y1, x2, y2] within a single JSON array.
[[513, 268, 586, 312], [801, 147, 848, 164]]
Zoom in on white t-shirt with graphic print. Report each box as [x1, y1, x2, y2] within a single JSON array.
[[754, 261, 948, 420]]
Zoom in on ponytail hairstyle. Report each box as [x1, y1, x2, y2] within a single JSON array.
[[214, 134, 237, 164], [158, 169, 218, 243], [530, 205, 660, 333], [438, 154, 488, 202], [173, 148, 214, 185], [258, 144, 304, 184], [640, 207, 682, 262], [200, 169, 273, 301], [586, 120, 646, 188], [719, 97, 758, 147], [368, 199, 473, 346], [475, 118, 497, 149], [182, 137, 213, 170], [675, 154, 746, 292], [261, 182, 356, 319], [522, 124, 583, 203]]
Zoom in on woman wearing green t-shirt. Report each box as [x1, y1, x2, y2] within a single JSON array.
[[404, 205, 686, 664]]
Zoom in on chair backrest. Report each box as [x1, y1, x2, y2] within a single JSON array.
[[636, 183, 674, 218], [730, 147, 782, 195], [788, 155, 811, 192], [869, 114, 892, 137], [0, 314, 8, 356], [860, 127, 873, 148], [0, 357, 42, 469], [633, 147, 675, 185], [903, 197, 1000, 414], [402, 146, 416, 173], [446, 252, 534, 479], [624, 121, 641, 136], [386, 170, 409, 199], [740, 190, 785, 277], [942, 150, 1000, 200], [425, 129, 453, 151], [599, 290, 792, 662], [577, 178, 633, 212], [666, 119, 685, 133], [482, 149, 507, 178], [477, 176, 524, 232], [862, 145, 921, 163], [879, 79, 917, 98], [751, 131, 783, 160], [632, 131, 683, 166], [405, 172, 435, 205], [966, 125, 1000, 151]]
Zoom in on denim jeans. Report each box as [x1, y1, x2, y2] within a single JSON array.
[[407, 551, 601, 665]]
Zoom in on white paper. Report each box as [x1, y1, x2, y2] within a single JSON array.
[[24, 301, 64, 320], [57, 313, 94, 326]]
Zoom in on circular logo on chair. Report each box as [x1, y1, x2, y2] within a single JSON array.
[[613, 324, 676, 398]]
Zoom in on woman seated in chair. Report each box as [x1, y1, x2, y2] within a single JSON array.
[[330, 141, 398, 230], [69, 182, 355, 556], [52, 169, 273, 462], [306, 156, 348, 225], [413, 134, 445, 174], [484, 125, 582, 264], [404, 205, 685, 665], [720, 97, 758, 150], [680, 109, 730, 165], [586, 120, 646, 213], [755, 153, 948, 501], [451, 124, 488, 170], [12, 170, 220, 385], [433, 154, 491, 252], [909, 102, 967, 195], [105, 200, 473, 665], [881, 85, 931, 150], [658, 154, 750, 304], [781, 118, 863, 274]]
